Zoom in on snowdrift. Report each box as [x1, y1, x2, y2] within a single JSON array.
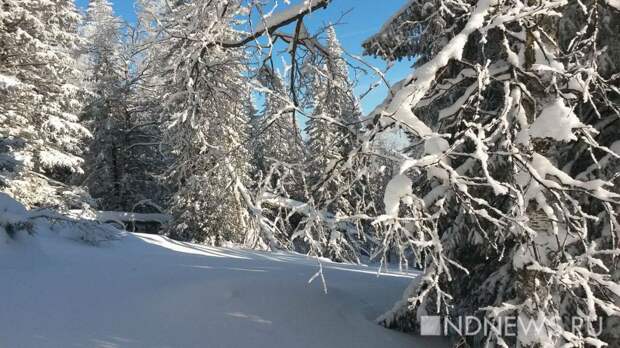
[[0, 193, 447, 348]]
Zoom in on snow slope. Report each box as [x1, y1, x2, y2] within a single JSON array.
[[0, 227, 447, 348]]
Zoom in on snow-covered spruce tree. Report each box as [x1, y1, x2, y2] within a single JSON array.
[[248, 95, 263, 171], [306, 26, 361, 182], [80, 0, 128, 210], [78, 1, 170, 213], [244, 15, 389, 261], [255, 67, 306, 173], [151, 0, 269, 246], [248, 66, 307, 244], [82, 0, 122, 91], [294, 26, 376, 261], [359, 0, 620, 346], [123, 65, 171, 215], [0, 0, 91, 208]]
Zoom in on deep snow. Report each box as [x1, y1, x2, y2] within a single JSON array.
[[0, 225, 447, 348]]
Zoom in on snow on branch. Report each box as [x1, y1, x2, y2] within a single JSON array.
[[607, 0, 620, 10], [219, 0, 332, 48], [370, 0, 494, 137], [253, 0, 330, 35], [370, 0, 568, 138]]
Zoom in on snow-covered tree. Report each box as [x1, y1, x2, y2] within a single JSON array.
[[0, 0, 91, 208], [234, 7, 387, 261], [359, 0, 620, 346], [245, 66, 308, 247], [78, 1, 170, 213], [291, 26, 374, 261], [80, 0, 127, 210], [306, 26, 361, 177], [81, 0, 122, 92], [255, 67, 305, 173], [147, 0, 262, 245]]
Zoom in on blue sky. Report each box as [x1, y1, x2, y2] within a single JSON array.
[[299, 1, 413, 113], [74, 0, 414, 114]]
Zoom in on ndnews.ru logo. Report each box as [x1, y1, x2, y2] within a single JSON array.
[[419, 315, 603, 337]]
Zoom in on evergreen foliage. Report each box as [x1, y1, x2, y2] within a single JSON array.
[[0, 0, 90, 208]]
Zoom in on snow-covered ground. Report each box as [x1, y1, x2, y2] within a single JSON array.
[[0, 224, 447, 347]]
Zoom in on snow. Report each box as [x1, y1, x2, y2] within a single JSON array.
[[0, 223, 447, 347], [529, 99, 585, 142], [0, 192, 27, 216], [465, 129, 509, 196], [530, 35, 565, 74], [0, 193, 29, 243], [611, 140, 620, 155], [93, 211, 172, 224], [254, 0, 327, 34], [38, 148, 85, 173], [370, 0, 493, 138], [423, 135, 450, 155], [607, 0, 620, 10], [519, 152, 620, 210], [438, 82, 477, 120], [383, 174, 413, 217], [0, 73, 20, 89]]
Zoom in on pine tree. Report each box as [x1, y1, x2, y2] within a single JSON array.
[[82, 0, 122, 92], [80, 0, 128, 210], [255, 67, 305, 173], [249, 67, 308, 244], [360, 1, 620, 346], [78, 0, 170, 213], [150, 0, 261, 245], [297, 26, 373, 261], [0, 0, 90, 208], [306, 27, 361, 175]]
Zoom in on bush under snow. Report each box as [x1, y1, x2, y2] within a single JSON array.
[[1, 192, 124, 246]]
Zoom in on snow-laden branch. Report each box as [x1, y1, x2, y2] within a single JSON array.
[[370, 0, 494, 137], [370, 0, 567, 138], [218, 0, 332, 48]]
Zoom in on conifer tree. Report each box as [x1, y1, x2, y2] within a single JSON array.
[[255, 67, 305, 173], [0, 0, 90, 208], [360, 1, 620, 346], [298, 27, 372, 260], [306, 27, 361, 176], [80, 0, 128, 210], [151, 0, 259, 245]]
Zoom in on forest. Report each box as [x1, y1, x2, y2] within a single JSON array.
[[1, 0, 620, 347]]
